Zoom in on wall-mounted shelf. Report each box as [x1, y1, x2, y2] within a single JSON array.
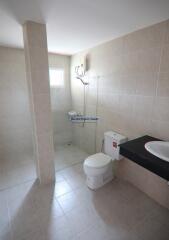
[[69, 115, 99, 123], [68, 111, 98, 123]]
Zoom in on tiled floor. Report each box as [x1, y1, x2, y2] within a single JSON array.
[[54, 144, 88, 171], [0, 144, 88, 190], [0, 162, 169, 240], [0, 154, 36, 190]]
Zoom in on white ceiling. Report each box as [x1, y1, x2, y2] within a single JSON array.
[[0, 0, 169, 55]]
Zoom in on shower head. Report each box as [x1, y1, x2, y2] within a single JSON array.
[[76, 76, 89, 85]]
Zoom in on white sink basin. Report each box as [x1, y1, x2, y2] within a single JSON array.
[[145, 141, 169, 163]]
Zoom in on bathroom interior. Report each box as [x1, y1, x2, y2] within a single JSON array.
[[0, 1, 169, 240]]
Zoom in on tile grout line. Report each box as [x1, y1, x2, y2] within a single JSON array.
[[155, 23, 167, 98], [150, 24, 167, 127]]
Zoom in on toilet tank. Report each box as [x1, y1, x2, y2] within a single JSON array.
[[104, 131, 127, 160]]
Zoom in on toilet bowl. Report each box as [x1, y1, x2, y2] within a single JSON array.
[[83, 131, 127, 190], [84, 152, 114, 190]]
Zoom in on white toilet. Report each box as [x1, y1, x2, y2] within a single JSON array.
[[83, 131, 127, 190]]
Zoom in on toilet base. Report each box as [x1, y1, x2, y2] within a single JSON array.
[[86, 167, 114, 190]]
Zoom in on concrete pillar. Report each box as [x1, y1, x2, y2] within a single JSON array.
[[23, 21, 55, 184]]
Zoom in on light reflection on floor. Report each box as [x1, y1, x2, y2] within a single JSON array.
[[0, 162, 169, 240], [0, 144, 88, 190]]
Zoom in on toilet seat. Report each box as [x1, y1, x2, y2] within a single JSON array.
[[84, 153, 112, 168]]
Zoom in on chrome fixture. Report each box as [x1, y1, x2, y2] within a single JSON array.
[[75, 64, 89, 85], [76, 76, 89, 85]]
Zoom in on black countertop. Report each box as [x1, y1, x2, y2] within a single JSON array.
[[119, 135, 169, 181]]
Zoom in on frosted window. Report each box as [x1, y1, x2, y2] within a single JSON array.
[[49, 68, 64, 87]]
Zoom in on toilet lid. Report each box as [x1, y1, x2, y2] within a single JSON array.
[[84, 153, 112, 168]]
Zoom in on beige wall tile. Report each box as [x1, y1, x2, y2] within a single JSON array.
[[135, 72, 158, 96], [152, 97, 169, 122], [31, 69, 50, 95], [120, 74, 137, 94], [118, 95, 134, 115], [133, 96, 154, 120], [29, 46, 49, 72], [157, 72, 169, 97], [117, 159, 169, 209], [71, 19, 169, 209], [130, 116, 152, 137], [160, 44, 169, 72], [23, 21, 55, 183], [33, 93, 51, 117], [108, 37, 124, 56], [150, 120, 169, 141], [138, 47, 161, 73], [123, 52, 140, 75], [124, 21, 166, 53], [25, 21, 47, 48], [164, 19, 169, 44]]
